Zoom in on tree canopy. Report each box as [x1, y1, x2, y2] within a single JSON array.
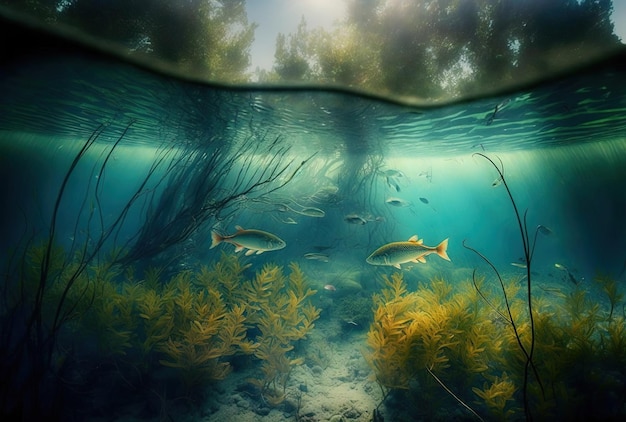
[[266, 0, 621, 102], [1, 0, 622, 103]]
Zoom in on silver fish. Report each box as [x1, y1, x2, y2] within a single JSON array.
[[538, 225, 553, 236], [304, 253, 330, 262], [297, 207, 325, 217], [210, 225, 285, 255], [344, 214, 367, 225], [385, 197, 412, 207]]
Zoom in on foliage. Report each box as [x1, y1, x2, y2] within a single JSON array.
[[265, 0, 620, 102], [365, 272, 626, 420], [2, 247, 320, 418], [5, 0, 621, 102], [8, 0, 258, 81], [243, 262, 320, 405]]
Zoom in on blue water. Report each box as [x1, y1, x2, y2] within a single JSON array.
[[2, 50, 625, 284], [2, 23, 626, 422]]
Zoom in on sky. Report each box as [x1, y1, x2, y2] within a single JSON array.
[[245, 0, 347, 70], [245, 0, 626, 72]]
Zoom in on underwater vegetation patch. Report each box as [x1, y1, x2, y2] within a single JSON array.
[[0, 247, 320, 419], [364, 270, 626, 421]]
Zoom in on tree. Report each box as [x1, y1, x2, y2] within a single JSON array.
[[2, 0, 258, 82], [266, 0, 621, 102]]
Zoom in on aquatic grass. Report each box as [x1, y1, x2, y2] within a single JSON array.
[[0, 121, 170, 419], [116, 132, 315, 266], [464, 153, 545, 422]]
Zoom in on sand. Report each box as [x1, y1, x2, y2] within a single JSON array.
[[202, 319, 384, 422]]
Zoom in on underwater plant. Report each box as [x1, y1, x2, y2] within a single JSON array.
[[365, 264, 626, 421], [2, 239, 322, 419], [463, 153, 545, 421], [364, 272, 501, 420], [242, 262, 321, 405], [0, 122, 170, 420], [116, 132, 314, 266]]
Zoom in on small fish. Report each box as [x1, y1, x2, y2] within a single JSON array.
[[511, 262, 527, 269], [296, 207, 326, 217], [366, 235, 450, 269], [313, 245, 333, 251], [537, 225, 553, 236], [492, 176, 503, 187], [419, 197, 429, 204], [554, 263, 579, 285], [385, 197, 412, 207], [486, 98, 511, 125], [211, 226, 285, 255], [323, 284, 336, 291], [281, 217, 298, 224], [383, 169, 405, 178], [386, 176, 401, 192], [304, 253, 330, 262], [344, 214, 368, 225]]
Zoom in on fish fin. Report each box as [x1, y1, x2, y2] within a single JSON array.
[[244, 249, 256, 256], [210, 231, 223, 249], [408, 235, 418, 242], [235, 225, 245, 231], [436, 238, 450, 261], [256, 250, 265, 255], [234, 245, 244, 253], [418, 256, 427, 263], [394, 263, 402, 269]]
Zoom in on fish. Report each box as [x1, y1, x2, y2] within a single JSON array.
[[386, 176, 401, 192], [554, 263, 579, 285], [537, 225, 553, 236], [278, 202, 326, 217], [323, 284, 336, 291], [313, 245, 333, 251], [419, 197, 429, 204], [344, 213, 368, 225], [295, 206, 325, 217], [304, 253, 330, 262], [298, 207, 325, 217], [385, 197, 412, 207], [210, 226, 286, 255], [510, 262, 527, 269], [366, 235, 450, 269], [492, 176, 503, 187], [382, 169, 405, 178]]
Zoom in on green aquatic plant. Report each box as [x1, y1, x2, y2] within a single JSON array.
[[595, 273, 624, 321], [116, 133, 315, 266], [364, 273, 498, 420], [243, 262, 321, 405], [472, 373, 517, 421], [464, 153, 546, 421], [0, 122, 169, 420]]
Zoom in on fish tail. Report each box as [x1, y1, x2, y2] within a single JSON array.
[[210, 231, 223, 249], [436, 238, 450, 261]]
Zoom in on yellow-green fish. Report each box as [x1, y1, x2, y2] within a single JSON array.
[[366, 235, 450, 269], [211, 225, 285, 255]]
